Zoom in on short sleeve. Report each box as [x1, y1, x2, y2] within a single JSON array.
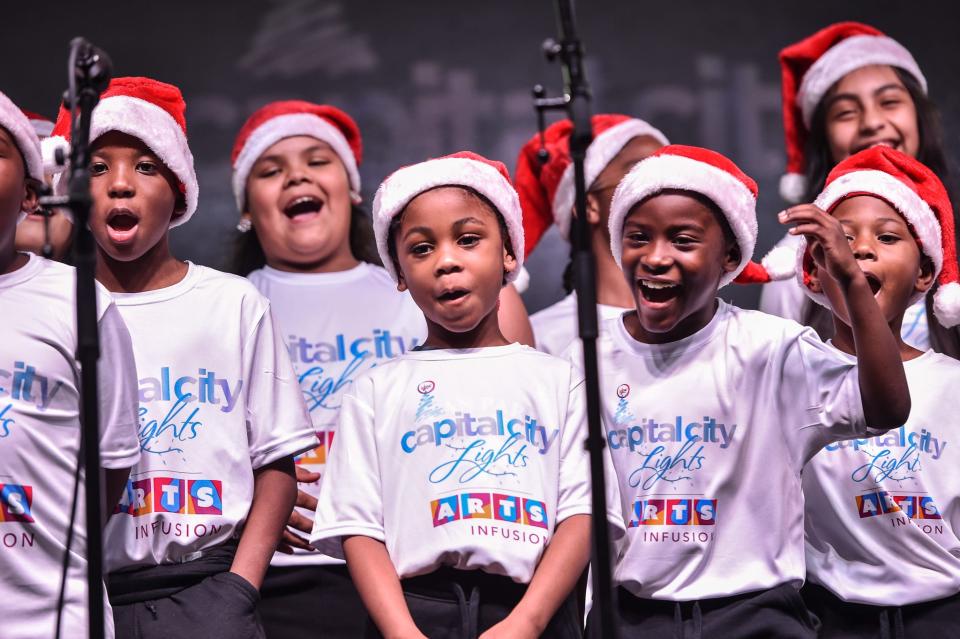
[[243, 306, 318, 468], [556, 373, 626, 540], [310, 375, 385, 557], [781, 328, 867, 463], [96, 302, 141, 469]]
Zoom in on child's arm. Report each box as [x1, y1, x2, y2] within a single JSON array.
[[230, 456, 297, 589], [480, 514, 591, 639], [781, 205, 910, 428], [343, 535, 427, 639]]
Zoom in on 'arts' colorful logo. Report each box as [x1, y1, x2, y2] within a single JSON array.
[[0, 483, 33, 523], [431, 492, 548, 529], [296, 431, 335, 466], [114, 477, 223, 517], [628, 498, 717, 527], [856, 491, 941, 520]]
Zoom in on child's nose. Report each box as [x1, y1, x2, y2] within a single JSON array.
[[640, 240, 673, 271], [859, 103, 887, 135], [434, 243, 462, 274], [108, 166, 135, 198], [851, 237, 878, 260]]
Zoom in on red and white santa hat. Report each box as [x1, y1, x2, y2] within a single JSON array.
[[608, 144, 776, 287], [0, 92, 44, 222], [779, 21, 926, 203], [21, 110, 54, 139], [514, 114, 668, 256], [231, 100, 362, 211], [372, 151, 524, 284], [44, 77, 198, 228], [795, 146, 960, 327]]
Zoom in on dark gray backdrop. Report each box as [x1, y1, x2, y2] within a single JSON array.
[[5, 0, 958, 312]]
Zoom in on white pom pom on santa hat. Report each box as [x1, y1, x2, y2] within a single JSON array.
[[778, 22, 925, 204], [795, 146, 960, 327], [47, 76, 198, 229], [372, 151, 525, 284]]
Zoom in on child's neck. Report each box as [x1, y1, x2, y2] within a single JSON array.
[[0, 243, 28, 276], [423, 307, 511, 350], [593, 228, 635, 309], [267, 252, 359, 274], [831, 313, 923, 361], [96, 237, 188, 293]]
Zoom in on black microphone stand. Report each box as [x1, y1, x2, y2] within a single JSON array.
[[41, 37, 112, 639], [532, 2, 617, 638]]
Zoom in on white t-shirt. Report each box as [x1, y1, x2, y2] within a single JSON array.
[[759, 232, 930, 349], [0, 254, 140, 639], [531, 292, 631, 356], [586, 300, 873, 601], [310, 343, 624, 583], [804, 348, 960, 605], [248, 263, 426, 567], [104, 263, 317, 572]]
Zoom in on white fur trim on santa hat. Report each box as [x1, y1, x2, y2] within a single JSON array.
[[90, 95, 199, 228], [0, 93, 43, 184], [372, 157, 525, 284], [552, 119, 669, 239], [232, 113, 361, 211], [779, 172, 807, 204], [797, 169, 943, 309], [934, 282, 960, 327], [798, 34, 926, 129], [609, 154, 757, 288]]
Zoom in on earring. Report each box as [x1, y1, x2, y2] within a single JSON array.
[[236, 217, 252, 233]]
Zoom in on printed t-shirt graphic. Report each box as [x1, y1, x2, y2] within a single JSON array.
[[804, 348, 960, 605], [581, 300, 876, 601], [105, 263, 317, 572], [248, 263, 426, 566], [311, 343, 624, 582], [0, 254, 140, 639]]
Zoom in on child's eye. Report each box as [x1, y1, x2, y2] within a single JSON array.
[[256, 166, 281, 178], [136, 161, 157, 173], [881, 99, 902, 109], [624, 231, 647, 245], [458, 234, 480, 247], [89, 161, 107, 176], [844, 234, 855, 242], [308, 158, 331, 167], [673, 235, 698, 247], [410, 242, 433, 256], [878, 233, 900, 244]]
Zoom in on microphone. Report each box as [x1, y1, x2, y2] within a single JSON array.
[[71, 37, 112, 94]]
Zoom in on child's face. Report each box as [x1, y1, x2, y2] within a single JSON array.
[[620, 191, 739, 341], [243, 136, 354, 269], [15, 210, 74, 260], [88, 131, 183, 262], [810, 195, 933, 327], [824, 65, 920, 165], [0, 126, 39, 249], [393, 187, 516, 334]]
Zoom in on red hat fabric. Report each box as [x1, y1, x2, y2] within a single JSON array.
[[232, 101, 362, 210], [515, 114, 668, 256], [0, 92, 43, 222], [44, 77, 198, 228], [608, 145, 763, 287], [778, 22, 926, 202], [20, 110, 54, 139], [795, 146, 960, 327], [372, 151, 524, 284]]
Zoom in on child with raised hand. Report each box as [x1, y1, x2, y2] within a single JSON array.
[[795, 146, 960, 637], [44, 77, 318, 639], [230, 100, 427, 638], [0, 92, 140, 638], [587, 144, 909, 638], [311, 151, 623, 639], [760, 21, 959, 355], [515, 114, 667, 355]]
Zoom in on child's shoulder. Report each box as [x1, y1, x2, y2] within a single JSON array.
[[191, 264, 271, 304], [913, 350, 960, 377], [720, 301, 813, 343]]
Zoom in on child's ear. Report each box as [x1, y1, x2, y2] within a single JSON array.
[[585, 191, 602, 225], [914, 256, 936, 295], [721, 240, 741, 274], [396, 269, 408, 292], [502, 245, 518, 276], [21, 178, 40, 214], [171, 193, 188, 222], [805, 262, 824, 294]]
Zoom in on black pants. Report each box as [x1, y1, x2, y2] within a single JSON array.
[[111, 571, 264, 639], [258, 564, 367, 638], [363, 566, 582, 639], [586, 583, 818, 639], [802, 581, 960, 639]]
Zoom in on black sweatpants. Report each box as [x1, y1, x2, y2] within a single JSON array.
[[258, 564, 367, 638], [363, 566, 582, 639], [111, 571, 264, 639], [802, 581, 960, 639], [586, 583, 818, 639]]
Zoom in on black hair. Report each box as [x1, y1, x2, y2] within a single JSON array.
[[385, 185, 516, 285], [228, 203, 381, 275], [799, 67, 960, 358]]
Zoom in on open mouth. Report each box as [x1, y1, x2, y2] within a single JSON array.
[[638, 279, 681, 304], [864, 273, 882, 296], [283, 196, 323, 219], [437, 288, 470, 303], [108, 212, 138, 231]]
